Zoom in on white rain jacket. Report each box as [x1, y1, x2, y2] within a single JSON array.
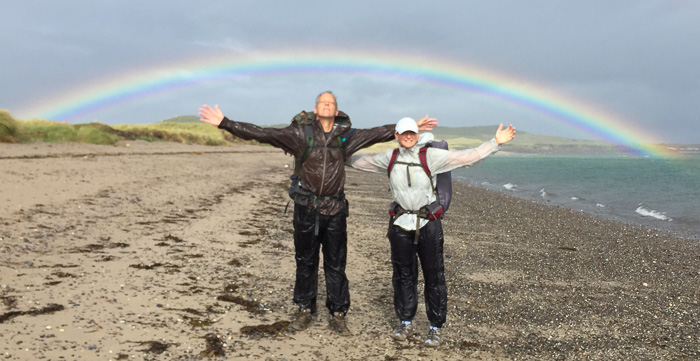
[[346, 132, 500, 230]]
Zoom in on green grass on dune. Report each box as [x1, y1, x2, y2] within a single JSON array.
[[112, 122, 236, 145], [0, 110, 247, 146], [1, 113, 120, 144], [0, 109, 20, 143]]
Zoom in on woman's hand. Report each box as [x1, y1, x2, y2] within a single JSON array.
[[495, 123, 516, 145]]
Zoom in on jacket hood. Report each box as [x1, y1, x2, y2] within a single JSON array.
[[416, 132, 434, 147], [305, 110, 351, 129], [333, 110, 351, 129]]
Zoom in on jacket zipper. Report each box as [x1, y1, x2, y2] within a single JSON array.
[[317, 127, 330, 196]]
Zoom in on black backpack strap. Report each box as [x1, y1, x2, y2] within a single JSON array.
[[335, 127, 355, 159], [300, 124, 314, 163], [302, 124, 353, 163], [388, 202, 432, 244], [336, 135, 345, 158]]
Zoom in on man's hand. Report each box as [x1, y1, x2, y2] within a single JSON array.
[[199, 104, 225, 126], [495, 124, 516, 145], [416, 114, 438, 131]]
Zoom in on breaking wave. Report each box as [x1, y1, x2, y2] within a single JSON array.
[[503, 183, 517, 191], [635, 205, 671, 221]]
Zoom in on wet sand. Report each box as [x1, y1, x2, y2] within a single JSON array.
[[1, 141, 698, 360]]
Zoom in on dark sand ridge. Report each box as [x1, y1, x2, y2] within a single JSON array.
[[1, 141, 697, 360]]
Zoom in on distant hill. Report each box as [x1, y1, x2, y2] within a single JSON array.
[[162, 115, 200, 123], [359, 125, 619, 154], [428, 126, 619, 153], [158, 116, 692, 154]]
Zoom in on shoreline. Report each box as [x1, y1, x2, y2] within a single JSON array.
[[451, 176, 699, 242], [1, 141, 698, 360]]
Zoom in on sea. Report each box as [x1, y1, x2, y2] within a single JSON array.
[[452, 153, 700, 240]]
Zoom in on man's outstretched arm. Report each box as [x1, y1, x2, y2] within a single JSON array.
[[343, 116, 438, 155], [198, 104, 303, 156]]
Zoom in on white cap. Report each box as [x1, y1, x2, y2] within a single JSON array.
[[395, 117, 419, 134]]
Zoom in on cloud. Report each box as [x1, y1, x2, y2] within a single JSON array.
[[193, 38, 252, 52], [2, 1, 699, 143]]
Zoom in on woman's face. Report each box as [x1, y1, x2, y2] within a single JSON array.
[[395, 131, 418, 149]]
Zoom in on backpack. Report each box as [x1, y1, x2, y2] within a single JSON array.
[[287, 110, 354, 201], [386, 140, 452, 220]]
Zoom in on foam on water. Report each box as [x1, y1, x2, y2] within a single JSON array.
[[453, 154, 699, 239], [635, 206, 672, 221]]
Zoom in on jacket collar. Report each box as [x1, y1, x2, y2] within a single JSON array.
[[312, 110, 351, 137]]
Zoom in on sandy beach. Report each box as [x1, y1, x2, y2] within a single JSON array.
[[1, 141, 698, 360]]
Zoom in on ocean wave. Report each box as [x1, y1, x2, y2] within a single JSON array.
[[503, 183, 517, 190], [635, 206, 672, 221], [596, 203, 606, 208]]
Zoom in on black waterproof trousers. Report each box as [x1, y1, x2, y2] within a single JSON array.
[[292, 203, 350, 315], [388, 219, 447, 328]]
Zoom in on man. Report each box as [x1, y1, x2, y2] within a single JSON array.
[[198, 92, 436, 335], [346, 117, 515, 346]]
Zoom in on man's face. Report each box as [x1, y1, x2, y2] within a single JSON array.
[[395, 131, 418, 149], [313, 93, 338, 119]]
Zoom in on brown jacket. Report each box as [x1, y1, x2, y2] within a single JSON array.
[[218, 111, 395, 215]]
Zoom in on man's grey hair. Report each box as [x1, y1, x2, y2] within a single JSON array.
[[316, 91, 337, 105]]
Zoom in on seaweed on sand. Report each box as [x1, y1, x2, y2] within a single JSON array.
[[0, 303, 64, 323]]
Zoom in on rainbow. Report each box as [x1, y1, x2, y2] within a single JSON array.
[[16, 49, 674, 157]]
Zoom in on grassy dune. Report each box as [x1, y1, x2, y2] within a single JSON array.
[[0, 110, 245, 146]]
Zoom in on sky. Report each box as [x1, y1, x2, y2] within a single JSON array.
[[2, 0, 699, 145]]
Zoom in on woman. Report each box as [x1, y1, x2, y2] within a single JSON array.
[[346, 117, 515, 346]]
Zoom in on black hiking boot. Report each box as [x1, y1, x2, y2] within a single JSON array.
[[289, 308, 313, 331], [328, 312, 351, 336]]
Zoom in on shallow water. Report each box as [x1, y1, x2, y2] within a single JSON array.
[[453, 153, 700, 240]]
